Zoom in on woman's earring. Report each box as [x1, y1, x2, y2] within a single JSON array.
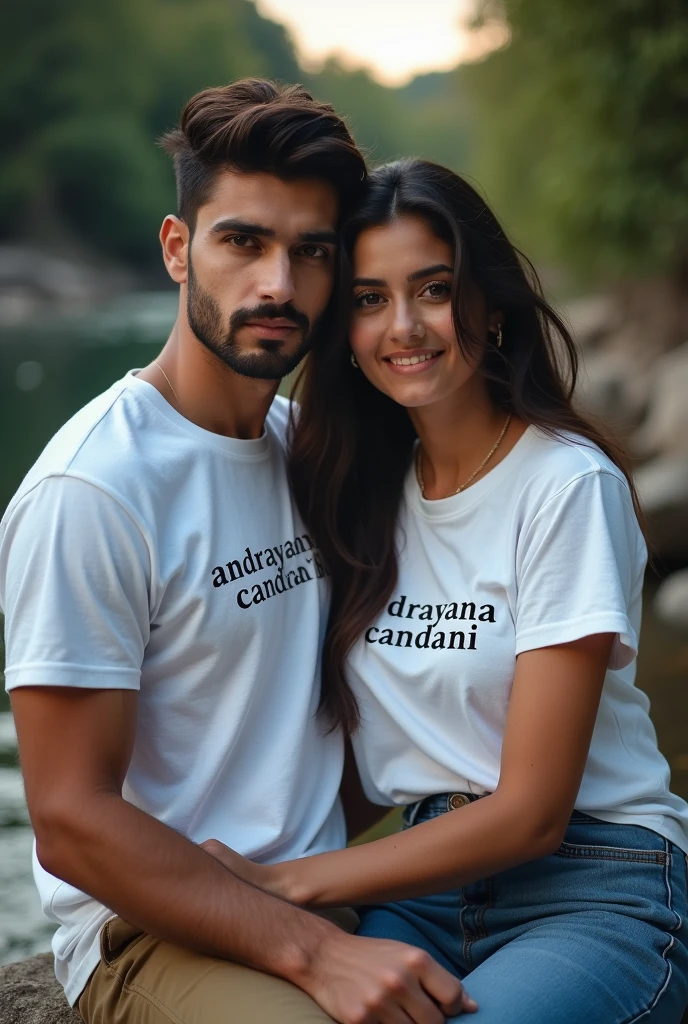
[[351, 352, 359, 368], [496, 325, 503, 348]]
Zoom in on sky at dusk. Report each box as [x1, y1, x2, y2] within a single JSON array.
[[255, 0, 508, 86]]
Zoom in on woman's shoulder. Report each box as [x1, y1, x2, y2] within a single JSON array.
[[518, 426, 632, 509]]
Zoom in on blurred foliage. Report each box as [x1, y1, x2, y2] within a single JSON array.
[[0, 0, 468, 269], [313, 63, 470, 173], [2, 0, 685, 285], [462, 0, 688, 281]]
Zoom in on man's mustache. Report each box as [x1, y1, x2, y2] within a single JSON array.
[[229, 302, 310, 335]]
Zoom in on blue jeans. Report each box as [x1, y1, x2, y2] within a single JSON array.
[[357, 795, 688, 1023]]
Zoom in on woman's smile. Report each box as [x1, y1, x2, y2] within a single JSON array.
[[383, 349, 444, 374]]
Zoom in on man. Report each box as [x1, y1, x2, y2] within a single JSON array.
[[0, 80, 467, 1023]]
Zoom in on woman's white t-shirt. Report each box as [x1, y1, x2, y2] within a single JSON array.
[[349, 426, 688, 853]]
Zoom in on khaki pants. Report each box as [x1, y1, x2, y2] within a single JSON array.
[[78, 912, 357, 1024]]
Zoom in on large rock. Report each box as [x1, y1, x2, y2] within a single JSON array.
[[0, 955, 78, 1024], [568, 284, 688, 448], [576, 346, 650, 436], [654, 570, 688, 630], [0, 245, 136, 326], [632, 342, 688, 459], [635, 457, 688, 560], [565, 294, 622, 350]]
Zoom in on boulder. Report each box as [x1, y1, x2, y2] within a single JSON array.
[[0, 955, 79, 1024], [565, 294, 622, 350], [654, 570, 688, 630], [0, 245, 136, 326], [632, 342, 688, 459], [634, 457, 688, 560], [576, 346, 650, 436]]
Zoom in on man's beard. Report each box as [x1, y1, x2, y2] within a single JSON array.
[[186, 257, 321, 381]]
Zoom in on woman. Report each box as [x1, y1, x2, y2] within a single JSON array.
[[206, 160, 688, 1022]]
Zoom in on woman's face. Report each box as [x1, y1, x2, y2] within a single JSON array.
[[349, 214, 492, 411]]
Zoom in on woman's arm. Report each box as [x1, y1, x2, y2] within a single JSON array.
[[206, 633, 613, 907]]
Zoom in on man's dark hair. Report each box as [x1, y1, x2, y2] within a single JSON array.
[[160, 78, 366, 228]]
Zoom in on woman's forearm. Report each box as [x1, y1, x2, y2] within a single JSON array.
[[278, 639, 611, 909], [277, 791, 563, 908]]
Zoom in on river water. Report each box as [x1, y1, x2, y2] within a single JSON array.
[[1, 294, 687, 966], [0, 712, 55, 964]]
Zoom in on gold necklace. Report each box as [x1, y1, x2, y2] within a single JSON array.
[[416, 413, 512, 499], [154, 360, 180, 404]]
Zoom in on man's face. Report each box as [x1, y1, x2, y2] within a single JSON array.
[[183, 171, 339, 380]]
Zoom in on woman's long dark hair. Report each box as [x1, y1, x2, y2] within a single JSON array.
[[289, 158, 644, 737]]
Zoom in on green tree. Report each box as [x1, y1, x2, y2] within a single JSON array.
[[310, 61, 470, 172], [463, 0, 688, 282], [0, 0, 471, 267], [0, 0, 303, 265]]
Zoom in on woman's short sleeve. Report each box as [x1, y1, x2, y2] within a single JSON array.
[[514, 470, 646, 669]]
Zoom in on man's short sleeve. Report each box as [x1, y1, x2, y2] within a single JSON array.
[[1, 475, 151, 691], [514, 470, 645, 670]]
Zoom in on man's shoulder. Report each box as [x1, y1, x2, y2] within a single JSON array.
[[4, 374, 159, 520]]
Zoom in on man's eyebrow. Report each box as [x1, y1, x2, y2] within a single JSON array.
[[408, 263, 454, 281], [210, 219, 276, 237], [299, 230, 338, 244], [352, 277, 386, 287]]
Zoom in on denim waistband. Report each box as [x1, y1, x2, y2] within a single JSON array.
[[404, 792, 485, 827], [404, 792, 598, 828]]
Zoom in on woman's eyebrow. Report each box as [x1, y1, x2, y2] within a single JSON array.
[[352, 277, 386, 287], [352, 264, 454, 288], [408, 263, 454, 281]]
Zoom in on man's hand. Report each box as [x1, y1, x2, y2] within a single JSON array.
[[201, 837, 478, 1021], [200, 838, 311, 906], [297, 929, 476, 1023], [199, 839, 271, 891]]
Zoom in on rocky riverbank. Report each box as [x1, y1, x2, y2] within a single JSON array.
[[0, 956, 78, 1024], [567, 291, 688, 627]]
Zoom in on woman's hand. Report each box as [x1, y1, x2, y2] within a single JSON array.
[[200, 636, 616, 912], [199, 839, 300, 903]]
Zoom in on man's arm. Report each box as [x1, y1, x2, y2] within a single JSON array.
[[12, 685, 470, 1023]]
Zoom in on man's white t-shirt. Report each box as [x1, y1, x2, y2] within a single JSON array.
[[0, 372, 345, 1005], [349, 426, 688, 852]]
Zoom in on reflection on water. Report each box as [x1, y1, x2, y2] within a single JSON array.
[[0, 296, 687, 965], [0, 292, 178, 517], [0, 714, 55, 964]]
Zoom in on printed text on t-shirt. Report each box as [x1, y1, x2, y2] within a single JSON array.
[[211, 532, 328, 609], [365, 593, 497, 650]]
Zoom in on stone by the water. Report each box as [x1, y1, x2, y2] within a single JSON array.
[[0, 954, 79, 1024], [655, 569, 688, 630], [635, 457, 688, 560]]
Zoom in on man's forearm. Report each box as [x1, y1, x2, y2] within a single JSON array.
[[36, 790, 336, 982]]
